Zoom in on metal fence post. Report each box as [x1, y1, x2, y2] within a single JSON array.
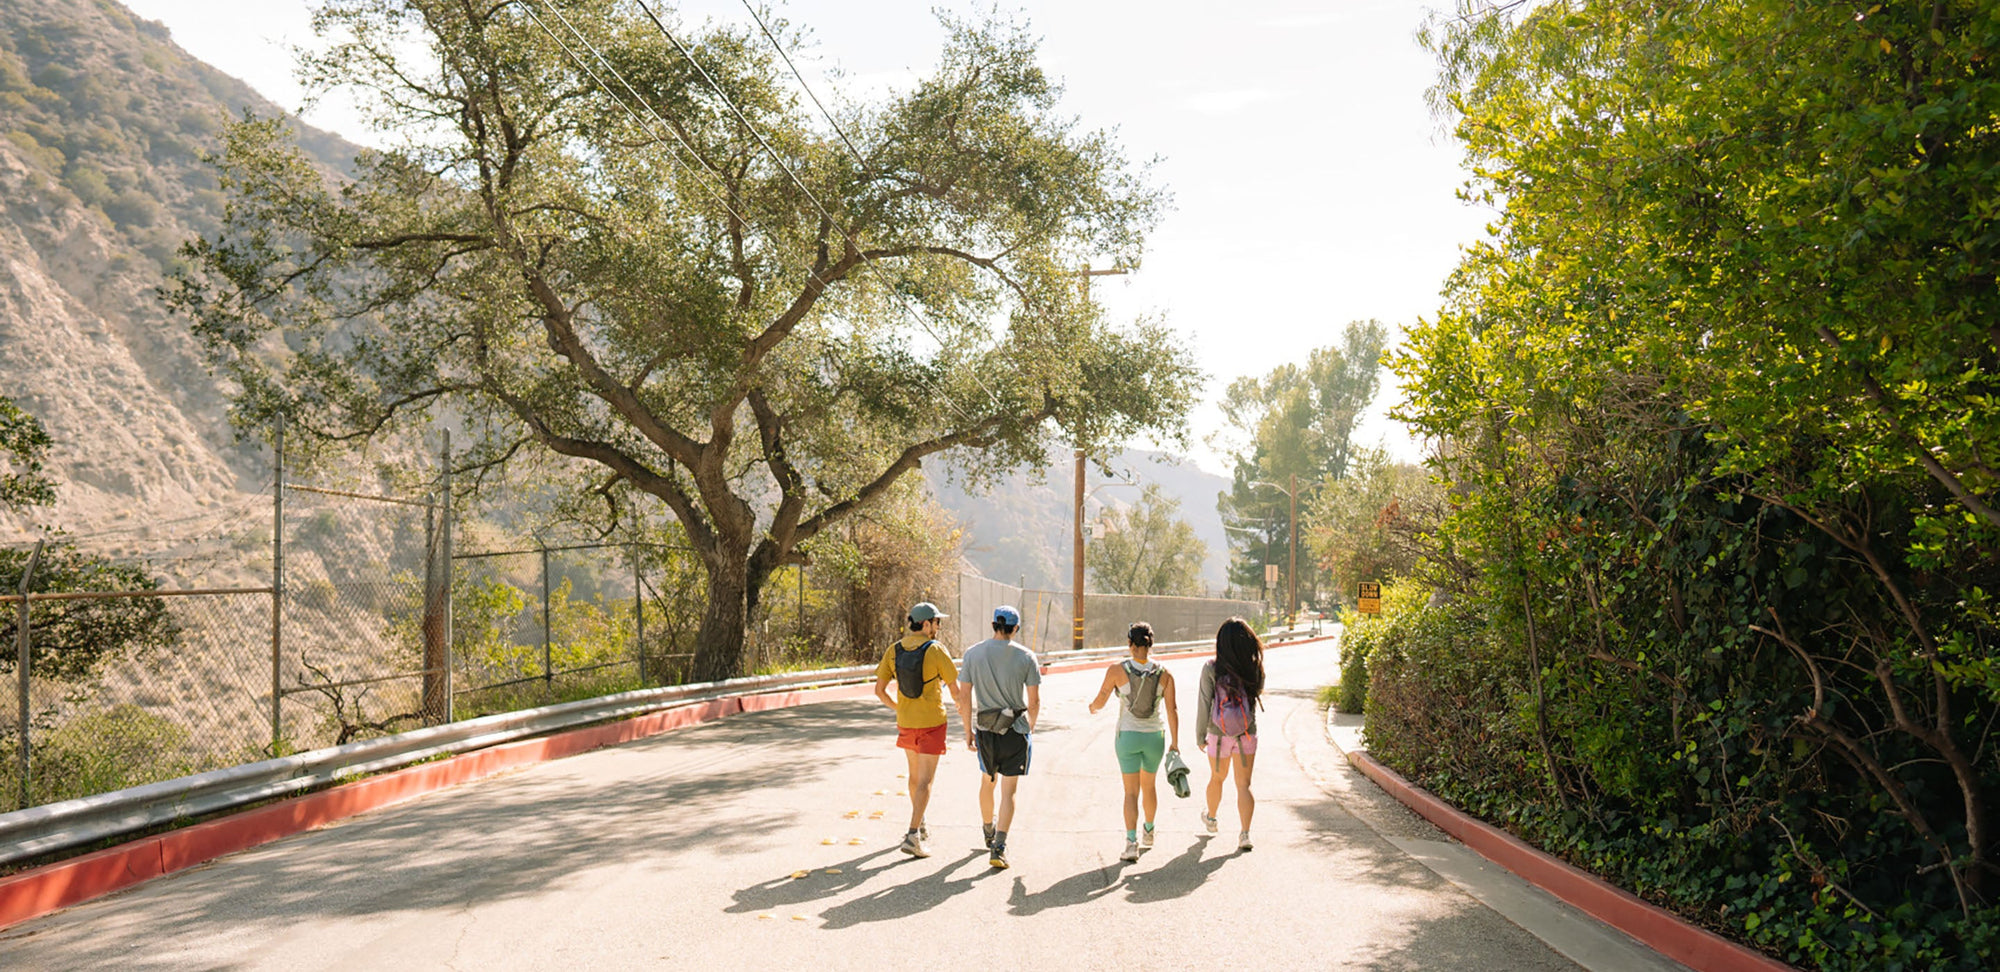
[[633, 549, 644, 685], [270, 415, 285, 754], [441, 430, 453, 722], [540, 544, 552, 692], [16, 539, 43, 811]]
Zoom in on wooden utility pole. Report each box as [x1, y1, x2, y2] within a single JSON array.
[[1288, 471, 1298, 622], [1071, 265, 1127, 650]]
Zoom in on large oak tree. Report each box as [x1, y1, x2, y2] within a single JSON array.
[[173, 0, 1195, 680]]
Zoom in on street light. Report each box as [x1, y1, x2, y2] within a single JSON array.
[[1249, 475, 1299, 624]]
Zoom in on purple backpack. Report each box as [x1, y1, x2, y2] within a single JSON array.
[[1212, 673, 1254, 739]]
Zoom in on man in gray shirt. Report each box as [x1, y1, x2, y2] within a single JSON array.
[[955, 605, 1041, 870]]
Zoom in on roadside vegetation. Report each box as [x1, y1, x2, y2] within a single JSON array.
[[1345, 3, 2000, 969]]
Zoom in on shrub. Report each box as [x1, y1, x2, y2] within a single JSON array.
[[1334, 581, 1431, 714]]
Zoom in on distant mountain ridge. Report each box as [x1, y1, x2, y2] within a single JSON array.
[[0, 0, 355, 543], [929, 448, 1232, 593]]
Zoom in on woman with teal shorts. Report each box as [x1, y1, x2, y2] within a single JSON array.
[[1088, 622, 1181, 862]]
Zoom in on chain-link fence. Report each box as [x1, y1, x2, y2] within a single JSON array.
[[2, 587, 273, 811], [276, 480, 440, 749], [449, 542, 704, 718], [4, 415, 1275, 814], [952, 573, 1268, 652]]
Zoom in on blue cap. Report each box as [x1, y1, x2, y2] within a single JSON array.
[[993, 605, 1021, 626], [909, 601, 948, 622]]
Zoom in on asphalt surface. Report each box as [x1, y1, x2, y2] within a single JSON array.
[[0, 639, 1671, 970]]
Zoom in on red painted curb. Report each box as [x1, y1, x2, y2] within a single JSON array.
[[1346, 750, 1796, 972], [0, 683, 869, 931]]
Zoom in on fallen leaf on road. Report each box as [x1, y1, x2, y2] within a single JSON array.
[[790, 871, 809, 879], [824, 868, 842, 874]]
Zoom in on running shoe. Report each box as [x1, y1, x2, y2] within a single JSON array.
[[988, 845, 1009, 869], [900, 832, 929, 858], [982, 822, 996, 850], [1238, 832, 1254, 853], [918, 824, 930, 844], [1119, 840, 1141, 863], [1201, 812, 1219, 835], [1140, 826, 1156, 848]]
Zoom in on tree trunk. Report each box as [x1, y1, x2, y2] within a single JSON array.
[[690, 556, 749, 683]]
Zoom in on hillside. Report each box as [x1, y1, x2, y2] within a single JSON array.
[[0, 0, 354, 550], [930, 448, 1232, 593]]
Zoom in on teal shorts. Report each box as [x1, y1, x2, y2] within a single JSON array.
[[1114, 730, 1167, 775]]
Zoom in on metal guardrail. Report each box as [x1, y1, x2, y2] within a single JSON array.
[[0, 628, 1323, 868]]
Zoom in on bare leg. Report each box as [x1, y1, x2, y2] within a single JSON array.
[[1234, 752, 1257, 831], [979, 771, 997, 826], [906, 749, 940, 831], [1205, 751, 1230, 820], [1138, 769, 1159, 829], [996, 774, 1021, 833], [1122, 772, 1141, 833]]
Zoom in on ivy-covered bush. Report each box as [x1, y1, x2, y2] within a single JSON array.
[[1380, 2, 2000, 968], [1334, 582, 1431, 714]]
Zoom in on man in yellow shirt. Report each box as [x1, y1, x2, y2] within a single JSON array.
[[873, 601, 964, 858]]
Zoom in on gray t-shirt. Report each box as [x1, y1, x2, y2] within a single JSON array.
[[957, 638, 1042, 734]]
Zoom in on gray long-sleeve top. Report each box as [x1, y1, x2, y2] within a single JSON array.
[[1194, 659, 1259, 741]]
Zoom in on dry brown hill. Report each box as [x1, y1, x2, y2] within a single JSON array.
[[0, 0, 353, 553]]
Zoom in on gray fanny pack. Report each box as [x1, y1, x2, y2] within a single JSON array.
[[974, 707, 1018, 733]]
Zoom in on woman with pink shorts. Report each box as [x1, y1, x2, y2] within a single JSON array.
[[1196, 617, 1265, 852]]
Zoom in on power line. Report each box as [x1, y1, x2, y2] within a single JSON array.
[[630, 0, 1006, 415], [734, 2, 866, 167], [732, 0, 1103, 419], [521, 1, 984, 428]]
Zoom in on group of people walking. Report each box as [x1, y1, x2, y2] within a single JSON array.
[[873, 602, 1267, 870]]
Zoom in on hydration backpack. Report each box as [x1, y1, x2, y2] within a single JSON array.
[[1211, 674, 1254, 739], [895, 639, 938, 699], [1122, 661, 1162, 719]]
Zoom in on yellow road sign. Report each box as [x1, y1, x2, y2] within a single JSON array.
[[1357, 582, 1381, 615]]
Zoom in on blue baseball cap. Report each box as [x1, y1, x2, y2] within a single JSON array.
[[993, 605, 1021, 626], [909, 601, 948, 622]]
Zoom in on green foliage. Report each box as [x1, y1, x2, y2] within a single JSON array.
[[0, 542, 178, 681], [1086, 483, 1208, 595], [169, 0, 1195, 682], [1375, 2, 2000, 967], [1215, 322, 1388, 597], [0, 395, 54, 513], [1335, 581, 1430, 713], [0, 705, 210, 807], [804, 478, 963, 657], [1307, 448, 1440, 608]]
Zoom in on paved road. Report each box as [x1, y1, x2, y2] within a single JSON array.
[[1, 640, 1681, 970]]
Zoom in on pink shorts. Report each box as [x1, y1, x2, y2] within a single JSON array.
[[1204, 732, 1257, 759]]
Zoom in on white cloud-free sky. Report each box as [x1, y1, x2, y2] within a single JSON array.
[[121, 0, 1485, 474]]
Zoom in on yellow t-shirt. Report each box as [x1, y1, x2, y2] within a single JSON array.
[[876, 634, 957, 729]]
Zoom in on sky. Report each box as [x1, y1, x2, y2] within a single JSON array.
[[121, 0, 1485, 474]]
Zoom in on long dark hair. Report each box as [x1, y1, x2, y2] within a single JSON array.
[[1213, 617, 1265, 704]]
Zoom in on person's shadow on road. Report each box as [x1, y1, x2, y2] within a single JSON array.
[[813, 851, 996, 929], [726, 848, 918, 914], [1005, 860, 1130, 915], [1120, 835, 1231, 903]]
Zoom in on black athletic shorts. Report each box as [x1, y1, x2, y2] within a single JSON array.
[[974, 729, 1032, 777]]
